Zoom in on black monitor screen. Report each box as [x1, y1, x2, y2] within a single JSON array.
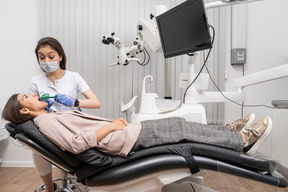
[[156, 0, 212, 58]]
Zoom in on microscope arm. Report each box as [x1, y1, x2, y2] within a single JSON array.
[[102, 11, 163, 66], [102, 32, 142, 66]]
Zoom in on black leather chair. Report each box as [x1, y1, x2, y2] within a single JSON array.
[[5, 120, 288, 192]]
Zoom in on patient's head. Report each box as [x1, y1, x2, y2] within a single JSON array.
[[2, 94, 47, 124]]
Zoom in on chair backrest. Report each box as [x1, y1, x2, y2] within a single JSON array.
[[5, 121, 82, 170], [5, 121, 116, 169]]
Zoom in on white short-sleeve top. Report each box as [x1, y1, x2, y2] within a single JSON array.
[[28, 70, 90, 111]]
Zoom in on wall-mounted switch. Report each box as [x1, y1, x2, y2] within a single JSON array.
[[231, 48, 246, 65]]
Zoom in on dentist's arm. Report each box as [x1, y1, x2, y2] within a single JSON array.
[[80, 89, 101, 108]]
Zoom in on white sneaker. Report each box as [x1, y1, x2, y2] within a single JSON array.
[[242, 116, 272, 155], [226, 113, 255, 132]]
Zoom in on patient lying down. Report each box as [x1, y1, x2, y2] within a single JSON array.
[[2, 94, 273, 156]]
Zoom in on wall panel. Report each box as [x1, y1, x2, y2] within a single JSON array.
[[42, 0, 223, 122]]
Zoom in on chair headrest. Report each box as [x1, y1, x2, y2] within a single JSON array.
[[5, 120, 37, 138], [5, 122, 19, 138]]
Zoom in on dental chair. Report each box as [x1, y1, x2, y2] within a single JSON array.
[[5, 120, 288, 192]]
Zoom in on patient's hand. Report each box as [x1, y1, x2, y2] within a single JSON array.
[[111, 118, 128, 131], [113, 118, 128, 126], [95, 119, 128, 141]]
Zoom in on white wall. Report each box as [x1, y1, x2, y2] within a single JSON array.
[[0, 0, 41, 166], [224, 0, 288, 157], [1, 0, 287, 167]]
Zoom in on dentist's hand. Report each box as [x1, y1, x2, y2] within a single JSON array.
[[45, 99, 54, 112], [54, 94, 74, 107]]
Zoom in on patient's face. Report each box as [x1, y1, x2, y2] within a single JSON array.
[[17, 94, 47, 112]]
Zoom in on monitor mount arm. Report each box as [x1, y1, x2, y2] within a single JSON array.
[[182, 0, 267, 104]]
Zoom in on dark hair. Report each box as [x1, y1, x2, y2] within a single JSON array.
[[2, 94, 34, 124], [35, 37, 67, 70]]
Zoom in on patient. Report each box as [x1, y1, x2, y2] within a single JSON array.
[[2, 94, 272, 158]]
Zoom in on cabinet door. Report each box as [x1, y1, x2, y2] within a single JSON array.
[[272, 109, 288, 167]]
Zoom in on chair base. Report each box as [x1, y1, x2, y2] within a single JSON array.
[[88, 169, 216, 192], [34, 171, 87, 192]]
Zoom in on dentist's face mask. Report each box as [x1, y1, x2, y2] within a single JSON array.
[[40, 60, 59, 72]]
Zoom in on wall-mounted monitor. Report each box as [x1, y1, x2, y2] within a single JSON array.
[[156, 0, 212, 58]]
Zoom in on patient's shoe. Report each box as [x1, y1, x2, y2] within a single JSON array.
[[242, 116, 272, 155], [226, 113, 255, 132]]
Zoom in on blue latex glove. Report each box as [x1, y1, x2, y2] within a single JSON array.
[[54, 94, 74, 107], [45, 99, 54, 112]]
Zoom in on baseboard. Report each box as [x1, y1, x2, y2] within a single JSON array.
[[0, 160, 35, 167]]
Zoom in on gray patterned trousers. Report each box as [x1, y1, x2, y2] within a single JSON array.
[[132, 117, 243, 152]]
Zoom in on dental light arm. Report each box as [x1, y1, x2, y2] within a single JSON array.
[[206, 0, 265, 9], [185, 62, 288, 104], [234, 64, 288, 88]]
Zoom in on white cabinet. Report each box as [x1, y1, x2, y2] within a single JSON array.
[[0, 127, 8, 142], [0, 113, 8, 142], [0, 118, 9, 164], [272, 109, 288, 168]]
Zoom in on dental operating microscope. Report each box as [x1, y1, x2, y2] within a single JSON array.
[[102, 32, 144, 66]]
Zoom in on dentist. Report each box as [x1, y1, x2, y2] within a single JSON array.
[[28, 37, 101, 192]]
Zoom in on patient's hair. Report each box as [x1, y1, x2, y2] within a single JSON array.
[[2, 94, 34, 124], [35, 37, 67, 70]]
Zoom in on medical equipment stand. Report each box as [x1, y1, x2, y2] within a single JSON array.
[[132, 53, 207, 124], [126, 53, 209, 192]]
